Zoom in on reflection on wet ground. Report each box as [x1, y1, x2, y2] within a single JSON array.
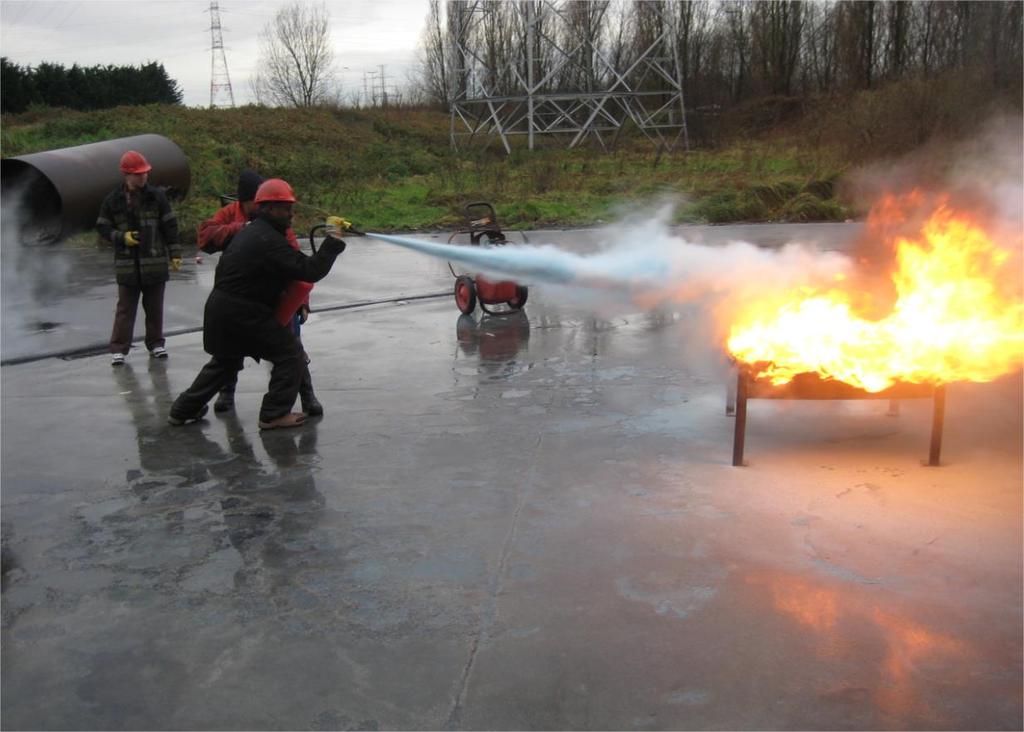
[[456, 311, 531, 381], [745, 568, 1005, 729], [73, 363, 330, 614]]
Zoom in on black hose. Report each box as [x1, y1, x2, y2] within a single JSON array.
[[0, 291, 451, 367]]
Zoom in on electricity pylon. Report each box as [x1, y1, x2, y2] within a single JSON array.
[[208, 1, 235, 108]]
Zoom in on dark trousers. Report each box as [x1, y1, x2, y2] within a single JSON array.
[[217, 352, 313, 398], [171, 337, 303, 423], [217, 315, 312, 397], [170, 356, 244, 417], [110, 282, 166, 354]]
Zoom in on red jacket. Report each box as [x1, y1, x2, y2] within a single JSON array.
[[198, 201, 309, 307], [198, 201, 300, 253]]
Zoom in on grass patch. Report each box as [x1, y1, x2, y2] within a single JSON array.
[[2, 104, 855, 240]]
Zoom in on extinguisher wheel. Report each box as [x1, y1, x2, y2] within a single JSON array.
[[455, 276, 477, 314], [508, 285, 529, 310]]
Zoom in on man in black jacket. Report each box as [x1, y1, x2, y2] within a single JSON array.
[[168, 178, 346, 430], [96, 150, 181, 365]]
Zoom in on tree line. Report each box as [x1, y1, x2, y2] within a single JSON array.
[[418, 0, 1023, 111], [1, 58, 183, 114]]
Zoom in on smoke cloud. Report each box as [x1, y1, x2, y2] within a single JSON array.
[[840, 114, 1024, 307], [370, 205, 849, 339], [1, 185, 73, 355]]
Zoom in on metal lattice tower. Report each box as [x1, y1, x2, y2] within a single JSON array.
[[449, 0, 689, 154], [208, 1, 235, 108]]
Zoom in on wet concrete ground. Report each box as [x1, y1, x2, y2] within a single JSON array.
[[0, 223, 858, 363], [2, 224, 1021, 730]]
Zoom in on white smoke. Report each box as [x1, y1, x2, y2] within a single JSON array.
[[572, 204, 849, 307], [1, 184, 73, 355], [370, 202, 851, 339]]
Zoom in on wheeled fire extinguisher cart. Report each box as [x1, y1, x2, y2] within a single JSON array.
[[448, 202, 529, 316]]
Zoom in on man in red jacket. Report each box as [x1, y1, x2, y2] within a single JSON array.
[[169, 178, 345, 429], [197, 171, 322, 416]]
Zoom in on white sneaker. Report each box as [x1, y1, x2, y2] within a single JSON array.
[[111, 353, 126, 366], [150, 346, 168, 359]]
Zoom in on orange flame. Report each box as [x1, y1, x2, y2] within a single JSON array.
[[727, 193, 1024, 391]]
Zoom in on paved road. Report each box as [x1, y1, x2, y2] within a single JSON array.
[[2, 221, 1020, 730]]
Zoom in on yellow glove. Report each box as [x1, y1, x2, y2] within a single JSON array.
[[170, 258, 182, 272], [124, 231, 140, 247], [326, 215, 353, 231]]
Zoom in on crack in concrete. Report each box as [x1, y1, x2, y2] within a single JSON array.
[[443, 433, 543, 730], [804, 536, 881, 586]]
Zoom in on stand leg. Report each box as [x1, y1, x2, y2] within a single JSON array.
[[726, 368, 737, 416], [732, 371, 748, 466], [928, 385, 946, 466]]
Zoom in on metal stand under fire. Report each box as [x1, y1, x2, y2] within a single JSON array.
[[727, 368, 946, 467]]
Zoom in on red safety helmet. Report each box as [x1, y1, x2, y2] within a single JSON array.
[[119, 150, 152, 174], [254, 178, 297, 204]]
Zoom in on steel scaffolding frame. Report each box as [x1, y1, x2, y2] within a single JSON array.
[[449, 0, 689, 153]]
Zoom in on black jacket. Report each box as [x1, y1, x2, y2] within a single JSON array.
[[96, 184, 180, 286], [203, 215, 344, 357]]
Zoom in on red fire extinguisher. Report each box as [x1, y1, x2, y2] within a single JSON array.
[[274, 280, 314, 326]]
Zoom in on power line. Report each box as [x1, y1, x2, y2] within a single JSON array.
[[36, 3, 62, 27], [51, 2, 82, 31], [9, 2, 33, 25]]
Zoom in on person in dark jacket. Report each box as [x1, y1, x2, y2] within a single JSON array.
[[96, 150, 181, 365], [197, 170, 323, 417], [168, 178, 346, 430]]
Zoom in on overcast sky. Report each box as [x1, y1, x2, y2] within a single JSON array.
[[0, 0, 429, 107]]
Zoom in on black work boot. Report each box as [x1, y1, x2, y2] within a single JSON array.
[[213, 387, 235, 413], [299, 380, 323, 417], [167, 404, 209, 426]]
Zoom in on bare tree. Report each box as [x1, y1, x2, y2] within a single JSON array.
[[836, 0, 878, 89], [412, 0, 1021, 147], [605, 0, 634, 76], [881, 0, 909, 80], [673, 0, 712, 106], [419, 0, 452, 107], [482, 2, 523, 95], [631, 0, 667, 90], [722, 1, 752, 101], [251, 1, 336, 107], [750, 0, 803, 95], [560, 1, 611, 92], [989, 1, 1023, 89], [799, 1, 837, 94]]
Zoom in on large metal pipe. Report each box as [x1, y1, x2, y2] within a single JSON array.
[[1, 134, 190, 242]]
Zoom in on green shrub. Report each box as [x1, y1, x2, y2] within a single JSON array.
[[778, 192, 847, 222], [749, 180, 801, 208], [691, 191, 768, 223]]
